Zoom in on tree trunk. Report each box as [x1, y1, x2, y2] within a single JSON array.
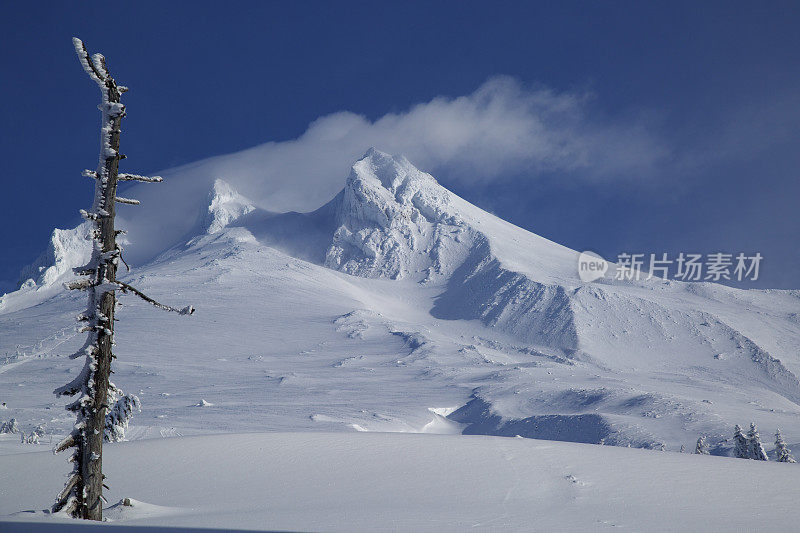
[[54, 38, 191, 521], [81, 77, 122, 521]]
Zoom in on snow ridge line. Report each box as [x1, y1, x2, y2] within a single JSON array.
[[431, 236, 580, 353], [711, 315, 800, 406]]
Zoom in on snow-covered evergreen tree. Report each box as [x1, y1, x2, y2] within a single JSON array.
[[733, 425, 749, 459], [695, 436, 710, 455], [20, 430, 40, 444], [775, 429, 796, 463], [0, 418, 19, 434], [104, 391, 141, 442], [747, 423, 768, 461]]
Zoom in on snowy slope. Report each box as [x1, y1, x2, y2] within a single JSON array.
[[1, 149, 800, 458], [3, 432, 800, 532]]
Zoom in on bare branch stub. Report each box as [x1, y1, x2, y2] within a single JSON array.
[[116, 281, 195, 315]]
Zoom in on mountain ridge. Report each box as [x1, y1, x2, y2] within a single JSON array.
[[2, 149, 800, 453]]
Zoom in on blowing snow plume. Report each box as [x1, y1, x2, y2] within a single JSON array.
[[96, 77, 666, 271]]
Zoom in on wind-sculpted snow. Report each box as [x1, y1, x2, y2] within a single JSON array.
[[450, 396, 607, 441], [6, 432, 800, 531], [16, 223, 93, 289], [324, 148, 473, 281], [203, 179, 255, 235], [0, 223, 95, 314], [2, 148, 800, 455], [432, 237, 580, 351]]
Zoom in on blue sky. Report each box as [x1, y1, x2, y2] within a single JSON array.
[[1, 1, 799, 288]]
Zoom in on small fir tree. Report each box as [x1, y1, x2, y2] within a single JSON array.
[[104, 391, 141, 442], [695, 436, 710, 455], [747, 423, 768, 461], [0, 418, 19, 434], [733, 425, 749, 459], [775, 429, 796, 463]]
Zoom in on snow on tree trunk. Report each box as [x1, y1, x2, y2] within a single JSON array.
[[52, 38, 192, 521], [775, 429, 796, 463], [50, 37, 125, 520], [747, 423, 768, 461]]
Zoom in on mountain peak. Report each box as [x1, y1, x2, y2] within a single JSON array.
[[205, 178, 255, 234], [324, 150, 466, 280], [350, 148, 438, 197], [16, 222, 93, 289]]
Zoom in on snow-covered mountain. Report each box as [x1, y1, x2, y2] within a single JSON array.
[[2, 149, 800, 454]]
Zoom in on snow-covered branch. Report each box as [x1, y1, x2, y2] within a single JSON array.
[[72, 38, 106, 86], [115, 196, 140, 205], [64, 278, 92, 291], [54, 433, 77, 454], [90, 53, 109, 80], [116, 281, 195, 315], [118, 173, 163, 183]]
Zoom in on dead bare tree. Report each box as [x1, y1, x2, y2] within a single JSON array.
[[52, 37, 194, 521]]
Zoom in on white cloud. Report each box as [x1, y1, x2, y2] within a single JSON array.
[[119, 76, 667, 264]]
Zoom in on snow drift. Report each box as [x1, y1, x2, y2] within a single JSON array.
[[3, 432, 800, 532]]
